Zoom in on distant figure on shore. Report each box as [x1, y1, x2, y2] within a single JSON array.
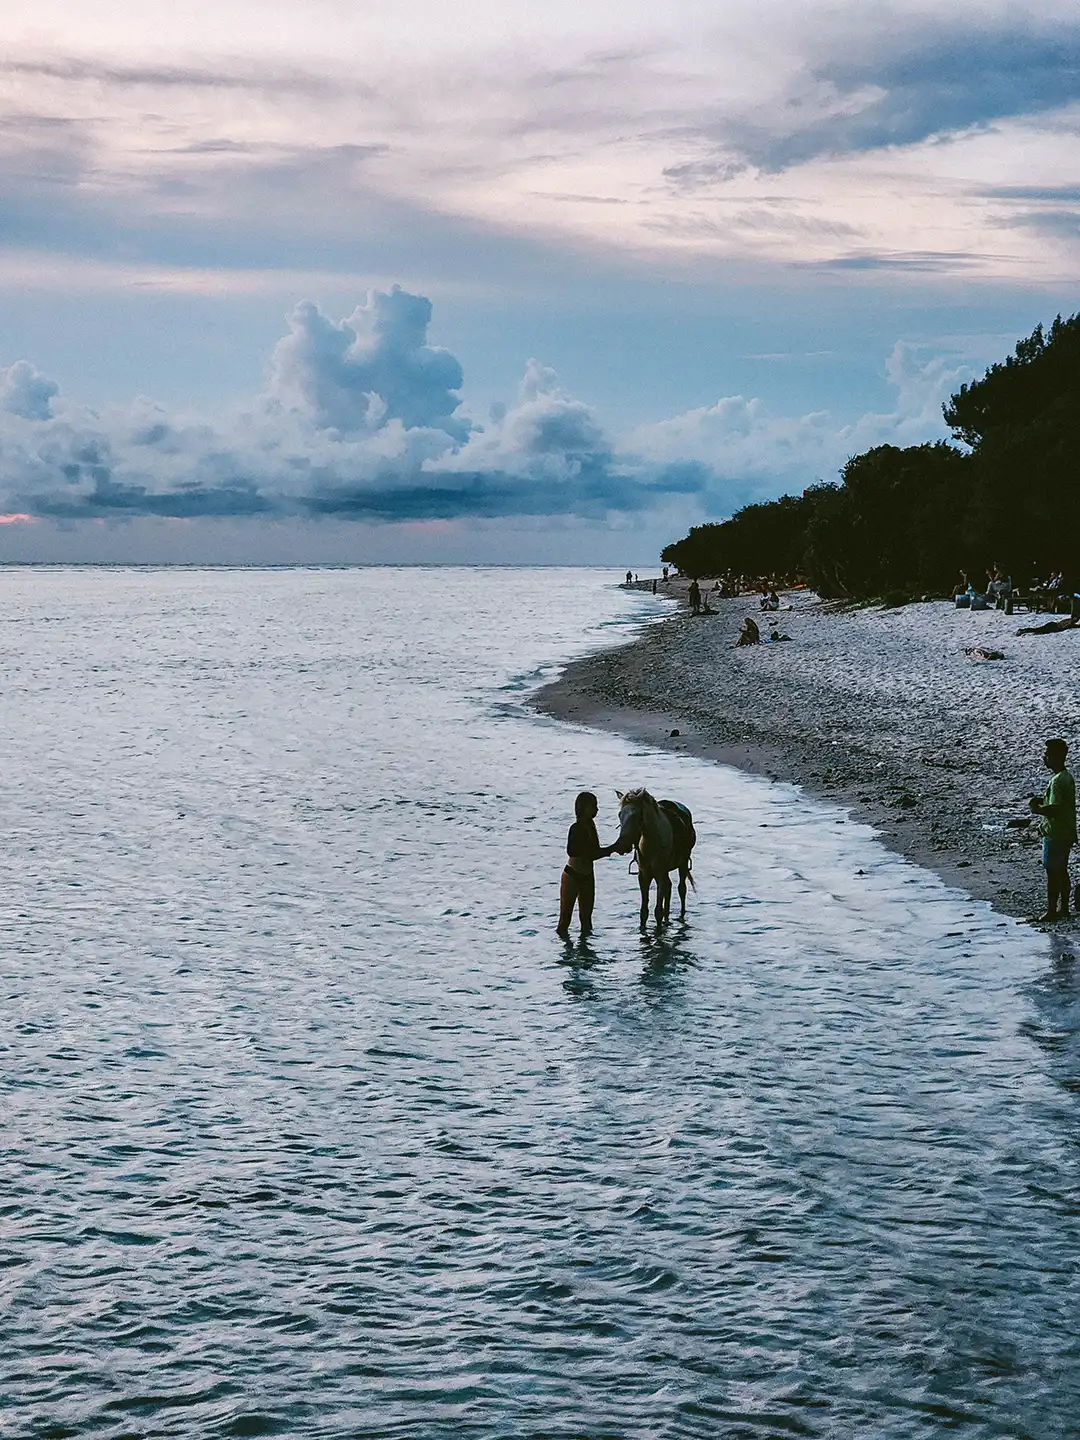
[[1028, 738, 1077, 922], [662, 566, 669, 582], [625, 569, 633, 584], [688, 579, 701, 614], [1017, 617, 1078, 635], [736, 616, 760, 647], [556, 791, 621, 939]]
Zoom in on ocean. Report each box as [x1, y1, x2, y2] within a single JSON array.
[[3, 566, 1077, 1438]]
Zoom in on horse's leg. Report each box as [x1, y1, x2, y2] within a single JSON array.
[[638, 871, 650, 929], [655, 873, 669, 925], [678, 866, 688, 919]]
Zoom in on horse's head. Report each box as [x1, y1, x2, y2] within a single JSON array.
[[615, 787, 652, 853]]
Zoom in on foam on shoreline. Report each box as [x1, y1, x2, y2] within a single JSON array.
[[532, 582, 1080, 921]]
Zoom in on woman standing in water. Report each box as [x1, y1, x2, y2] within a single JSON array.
[[556, 791, 622, 939]]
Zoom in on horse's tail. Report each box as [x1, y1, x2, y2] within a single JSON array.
[[686, 868, 696, 890]]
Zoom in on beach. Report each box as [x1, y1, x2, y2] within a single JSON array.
[[534, 581, 1080, 921]]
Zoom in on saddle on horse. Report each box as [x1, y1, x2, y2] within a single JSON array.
[[658, 799, 696, 866]]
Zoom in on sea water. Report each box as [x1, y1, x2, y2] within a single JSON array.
[[2, 566, 1077, 1439]]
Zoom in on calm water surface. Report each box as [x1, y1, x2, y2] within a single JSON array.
[[2, 567, 1078, 1439]]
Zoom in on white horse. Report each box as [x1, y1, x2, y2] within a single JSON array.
[[616, 788, 696, 927]]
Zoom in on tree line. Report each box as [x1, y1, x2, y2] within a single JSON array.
[[661, 312, 1080, 600]]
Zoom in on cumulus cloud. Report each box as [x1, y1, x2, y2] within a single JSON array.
[[267, 288, 468, 438], [0, 286, 964, 531], [0, 361, 59, 420], [627, 341, 966, 513]]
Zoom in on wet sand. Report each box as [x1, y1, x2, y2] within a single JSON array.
[[533, 581, 1080, 923]]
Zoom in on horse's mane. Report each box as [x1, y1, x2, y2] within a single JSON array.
[[620, 787, 655, 806]]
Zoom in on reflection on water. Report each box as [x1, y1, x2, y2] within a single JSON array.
[[638, 921, 698, 990], [2, 566, 1077, 1439]]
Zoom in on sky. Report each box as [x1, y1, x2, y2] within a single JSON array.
[[0, 0, 1078, 563]]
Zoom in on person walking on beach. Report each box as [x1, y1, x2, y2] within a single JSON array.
[[556, 791, 621, 939], [688, 578, 701, 614], [1028, 738, 1077, 922]]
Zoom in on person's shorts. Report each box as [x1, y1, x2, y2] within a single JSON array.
[[1042, 838, 1072, 872]]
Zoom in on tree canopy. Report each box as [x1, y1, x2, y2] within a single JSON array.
[[662, 311, 1080, 599]]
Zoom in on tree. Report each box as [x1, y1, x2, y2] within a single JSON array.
[[660, 309, 1080, 598]]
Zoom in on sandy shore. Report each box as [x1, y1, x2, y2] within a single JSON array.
[[532, 580, 1080, 921]]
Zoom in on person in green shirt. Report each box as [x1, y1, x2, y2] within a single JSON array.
[[1028, 738, 1077, 922]]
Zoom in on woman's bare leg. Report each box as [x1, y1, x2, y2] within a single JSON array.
[[557, 869, 576, 937], [578, 876, 595, 935]]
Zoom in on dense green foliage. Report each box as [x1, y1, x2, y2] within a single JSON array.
[[662, 312, 1080, 599]]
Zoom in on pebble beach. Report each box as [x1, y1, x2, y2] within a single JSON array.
[[534, 580, 1080, 921]]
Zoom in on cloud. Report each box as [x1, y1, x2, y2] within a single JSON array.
[[3, 9, 1079, 288], [999, 208, 1080, 243], [267, 289, 469, 439], [627, 340, 966, 513], [0, 360, 59, 420], [735, 25, 1080, 172], [0, 55, 348, 98], [0, 288, 664, 523], [0, 287, 964, 534], [798, 250, 984, 272]]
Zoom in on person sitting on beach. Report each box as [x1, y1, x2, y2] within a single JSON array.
[[736, 616, 760, 647], [766, 589, 780, 611], [986, 570, 1010, 606], [768, 627, 792, 641], [953, 569, 970, 597], [1028, 738, 1077, 922], [556, 791, 621, 939], [1035, 571, 1064, 612]]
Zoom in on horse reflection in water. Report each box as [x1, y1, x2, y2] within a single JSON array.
[[616, 788, 696, 928]]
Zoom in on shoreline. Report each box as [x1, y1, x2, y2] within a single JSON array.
[[532, 581, 1080, 923]]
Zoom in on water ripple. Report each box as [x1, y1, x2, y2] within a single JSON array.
[[2, 567, 1077, 1437]]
